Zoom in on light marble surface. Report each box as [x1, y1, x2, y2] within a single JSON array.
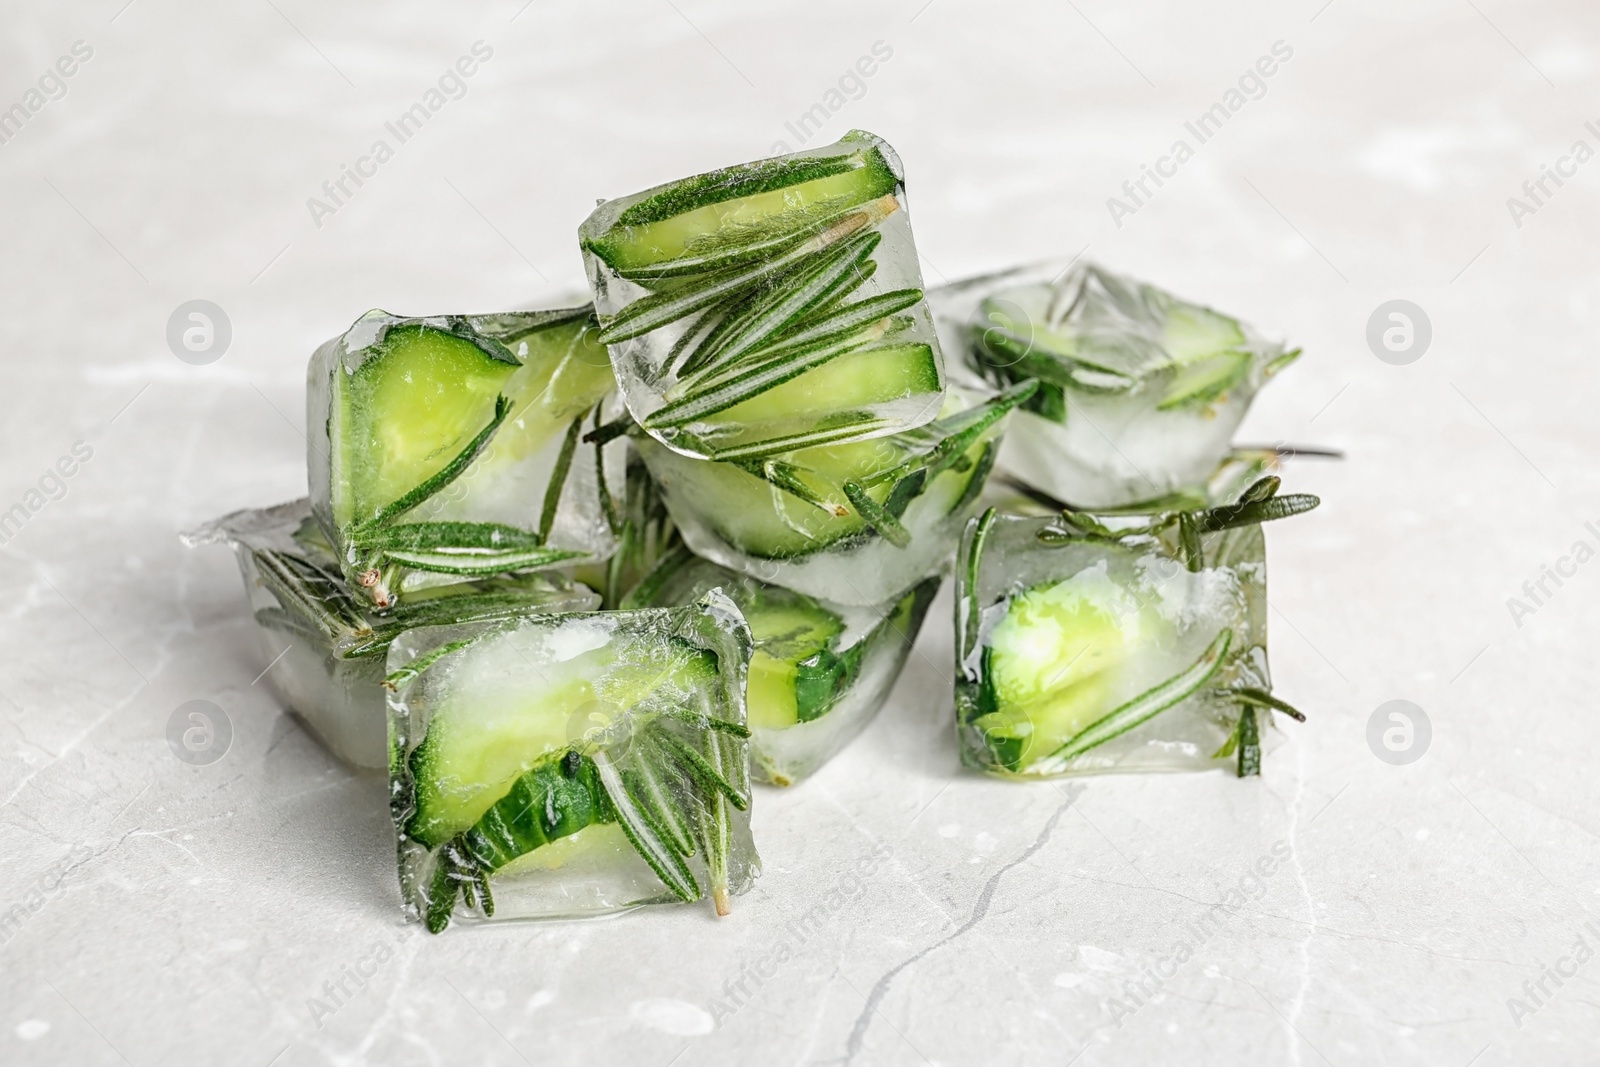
[[2, 1, 1598, 1064]]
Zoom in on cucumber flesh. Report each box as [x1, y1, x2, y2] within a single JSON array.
[[974, 565, 1145, 771], [335, 325, 514, 528], [704, 342, 940, 445], [1157, 350, 1251, 410], [1161, 304, 1246, 363], [332, 316, 614, 529], [406, 623, 718, 848], [740, 587, 846, 729], [587, 144, 899, 275]]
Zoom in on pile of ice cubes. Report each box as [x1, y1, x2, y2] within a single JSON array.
[[185, 130, 1321, 931]]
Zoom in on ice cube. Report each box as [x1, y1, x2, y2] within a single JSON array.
[[930, 262, 1299, 509], [627, 550, 939, 786], [636, 383, 1033, 607], [306, 305, 626, 607], [955, 488, 1312, 779], [385, 592, 758, 928], [182, 500, 599, 769], [580, 130, 946, 462]]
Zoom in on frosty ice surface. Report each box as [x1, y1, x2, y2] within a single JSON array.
[[637, 383, 1032, 606], [386, 593, 758, 927], [931, 262, 1299, 509], [307, 305, 625, 607], [184, 499, 597, 769], [628, 550, 938, 785], [955, 481, 1314, 779], [580, 130, 946, 461]]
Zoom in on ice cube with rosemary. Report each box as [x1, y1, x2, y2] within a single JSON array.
[[386, 592, 758, 928], [580, 130, 946, 462], [308, 305, 626, 608], [635, 381, 1034, 606], [955, 477, 1317, 779], [626, 547, 939, 786], [930, 262, 1300, 509], [182, 499, 598, 770]]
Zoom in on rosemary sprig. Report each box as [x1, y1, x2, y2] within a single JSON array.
[[379, 545, 585, 576], [350, 521, 546, 554], [1229, 686, 1308, 721], [687, 413, 895, 462], [1235, 705, 1261, 777], [677, 230, 881, 376], [842, 481, 911, 548], [722, 286, 919, 376]]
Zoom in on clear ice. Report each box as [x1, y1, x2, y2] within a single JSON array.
[[931, 262, 1298, 509]]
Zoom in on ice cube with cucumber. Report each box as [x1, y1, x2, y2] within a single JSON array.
[[929, 261, 1300, 510], [182, 499, 598, 770], [579, 129, 946, 462], [386, 592, 758, 928], [307, 305, 626, 608], [626, 548, 939, 786], [955, 476, 1317, 779], [636, 381, 1034, 606]]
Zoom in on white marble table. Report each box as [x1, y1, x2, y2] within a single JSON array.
[[2, 1, 1597, 1063]]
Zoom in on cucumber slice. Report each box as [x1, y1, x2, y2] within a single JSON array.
[[405, 624, 718, 848], [703, 342, 940, 444], [974, 564, 1145, 772], [329, 313, 614, 529], [741, 588, 847, 729], [1157, 350, 1251, 410], [1155, 304, 1252, 409], [585, 142, 899, 277], [1161, 304, 1246, 362], [333, 324, 516, 529]]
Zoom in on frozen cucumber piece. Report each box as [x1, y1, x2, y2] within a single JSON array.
[[585, 140, 900, 277], [955, 481, 1317, 779], [581, 130, 946, 462], [387, 595, 759, 928], [308, 306, 622, 606]]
